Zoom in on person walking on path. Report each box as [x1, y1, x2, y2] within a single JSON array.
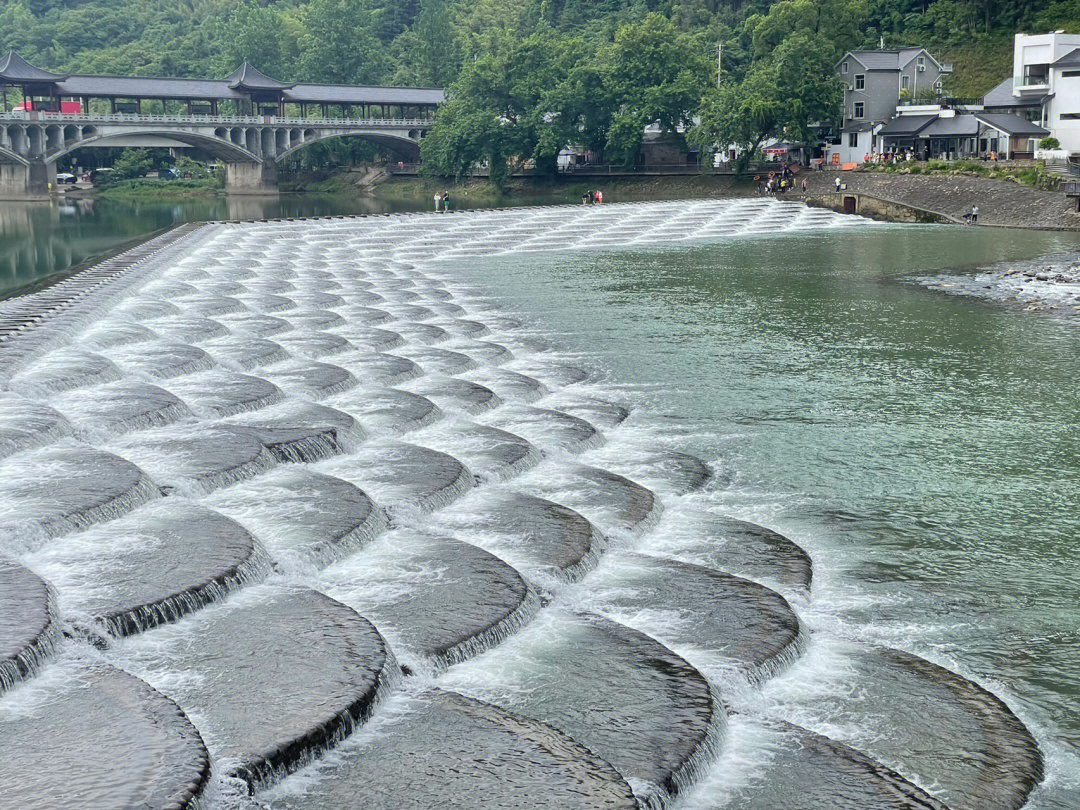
[[971, 204, 978, 224], [442, 192, 451, 213], [834, 175, 842, 192], [801, 177, 808, 193], [434, 191, 441, 213]]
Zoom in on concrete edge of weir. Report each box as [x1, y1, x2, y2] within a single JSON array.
[[0, 221, 212, 383]]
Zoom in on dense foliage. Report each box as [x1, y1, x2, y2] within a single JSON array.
[[2, 0, 1077, 178]]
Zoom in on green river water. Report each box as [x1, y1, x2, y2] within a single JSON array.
[[456, 224, 1080, 809]]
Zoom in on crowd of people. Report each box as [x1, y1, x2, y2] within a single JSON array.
[[861, 149, 1001, 165], [756, 166, 807, 196]]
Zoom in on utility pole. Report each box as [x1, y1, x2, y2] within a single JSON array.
[[717, 43, 723, 88]]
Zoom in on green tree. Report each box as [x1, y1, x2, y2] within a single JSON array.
[[413, 0, 456, 86], [690, 34, 842, 172], [110, 149, 153, 180], [212, 2, 297, 79], [601, 13, 709, 164], [299, 0, 392, 84]]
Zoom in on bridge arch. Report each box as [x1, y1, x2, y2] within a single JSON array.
[[274, 130, 422, 164], [44, 128, 260, 166], [0, 145, 30, 167]]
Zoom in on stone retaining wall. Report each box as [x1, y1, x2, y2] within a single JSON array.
[[794, 171, 1079, 230]]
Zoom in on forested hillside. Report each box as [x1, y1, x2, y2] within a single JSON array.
[[2, 0, 1077, 176]]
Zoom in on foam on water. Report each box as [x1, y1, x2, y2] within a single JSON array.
[[321, 528, 538, 672], [0, 395, 74, 460], [0, 656, 210, 810], [114, 584, 398, 791], [206, 467, 386, 570], [26, 499, 272, 638], [0, 444, 159, 548]]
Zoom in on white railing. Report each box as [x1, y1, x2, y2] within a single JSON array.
[[0, 111, 432, 128]]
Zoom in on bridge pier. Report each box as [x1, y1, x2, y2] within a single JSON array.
[[225, 161, 279, 196], [0, 160, 54, 201]]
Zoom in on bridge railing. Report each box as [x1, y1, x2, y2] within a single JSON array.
[[0, 111, 432, 128]]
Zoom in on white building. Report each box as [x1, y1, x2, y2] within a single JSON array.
[[985, 32, 1080, 153]]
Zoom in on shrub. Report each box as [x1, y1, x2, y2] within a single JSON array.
[[927, 159, 948, 171], [908, 165, 923, 174], [110, 149, 153, 180], [1040, 136, 1060, 150]]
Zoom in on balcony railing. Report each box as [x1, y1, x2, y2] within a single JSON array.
[[1015, 75, 1050, 89]]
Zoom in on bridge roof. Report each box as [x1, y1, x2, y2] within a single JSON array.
[[0, 51, 68, 83], [49, 75, 444, 105], [0, 52, 444, 106], [225, 62, 295, 91]]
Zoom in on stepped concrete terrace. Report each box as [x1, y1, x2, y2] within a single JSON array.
[[0, 200, 1046, 810]]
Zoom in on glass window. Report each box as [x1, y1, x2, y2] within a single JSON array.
[[854, 74, 865, 90], [849, 133, 859, 147], [1061, 112, 1080, 120], [917, 56, 925, 68], [853, 102, 865, 119], [842, 62, 849, 74], [902, 75, 910, 90]]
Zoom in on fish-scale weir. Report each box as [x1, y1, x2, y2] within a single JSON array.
[[0, 200, 1047, 810]]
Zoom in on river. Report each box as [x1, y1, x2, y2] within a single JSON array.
[[0, 191, 583, 299], [1, 200, 1078, 810], [457, 221, 1080, 809]]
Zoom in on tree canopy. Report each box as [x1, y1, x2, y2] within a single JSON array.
[[2, 0, 1077, 178]]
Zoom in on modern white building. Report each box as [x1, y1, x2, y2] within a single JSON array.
[[983, 32, 1080, 153]]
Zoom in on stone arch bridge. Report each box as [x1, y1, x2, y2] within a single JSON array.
[[0, 113, 431, 197], [0, 52, 442, 198]]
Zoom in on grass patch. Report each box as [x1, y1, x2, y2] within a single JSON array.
[[98, 178, 223, 200], [865, 160, 1057, 190]]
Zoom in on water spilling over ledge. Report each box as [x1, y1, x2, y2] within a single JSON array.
[[0, 200, 1049, 810]]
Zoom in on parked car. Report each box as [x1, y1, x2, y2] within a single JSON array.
[[55, 172, 77, 184], [88, 167, 114, 183]]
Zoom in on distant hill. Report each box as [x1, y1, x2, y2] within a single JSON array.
[[1, 0, 1075, 93]]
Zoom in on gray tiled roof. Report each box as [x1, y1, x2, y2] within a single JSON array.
[[0, 52, 444, 106], [982, 77, 1045, 108], [841, 121, 876, 133], [225, 62, 294, 91], [57, 75, 242, 100], [1053, 48, 1080, 68], [920, 115, 979, 137], [287, 84, 445, 105], [975, 112, 1049, 136], [0, 51, 68, 83], [877, 114, 936, 136], [52, 75, 445, 105], [847, 47, 932, 71]]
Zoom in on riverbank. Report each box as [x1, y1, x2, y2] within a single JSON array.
[[286, 170, 759, 207], [798, 170, 1079, 230], [290, 167, 1079, 230], [94, 178, 223, 200]]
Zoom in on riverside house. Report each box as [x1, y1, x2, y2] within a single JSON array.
[[833, 47, 952, 164], [983, 32, 1080, 154]]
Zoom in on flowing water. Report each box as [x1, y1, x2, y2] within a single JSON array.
[[0, 189, 602, 300], [0, 199, 1078, 810]]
